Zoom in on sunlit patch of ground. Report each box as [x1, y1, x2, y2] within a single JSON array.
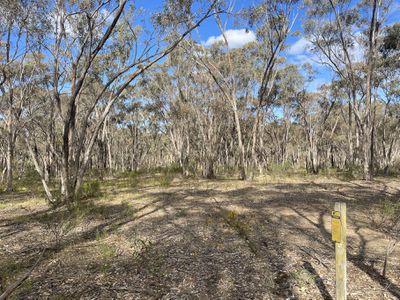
[[0, 175, 399, 299]]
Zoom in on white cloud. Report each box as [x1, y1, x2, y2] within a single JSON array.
[[287, 37, 311, 55], [203, 29, 256, 49]]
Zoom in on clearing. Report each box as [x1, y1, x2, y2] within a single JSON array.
[[0, 175, 399, 299]]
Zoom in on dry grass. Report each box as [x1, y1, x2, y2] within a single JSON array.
[[0, 175, 399, 299]]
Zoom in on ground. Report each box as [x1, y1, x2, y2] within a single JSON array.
[[0, 174, 399, 299]]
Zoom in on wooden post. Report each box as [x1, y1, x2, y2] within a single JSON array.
[[333, 202, 347, 300]]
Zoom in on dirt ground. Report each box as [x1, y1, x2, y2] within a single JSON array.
[[0, 175, 399, 299]]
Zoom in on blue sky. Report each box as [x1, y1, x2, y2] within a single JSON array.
[[133, 0, 400, 92]]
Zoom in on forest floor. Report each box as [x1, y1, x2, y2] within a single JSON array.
[[0, 174, 399, 299]]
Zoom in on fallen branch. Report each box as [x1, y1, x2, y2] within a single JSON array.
[[0, 250, 45, 300]]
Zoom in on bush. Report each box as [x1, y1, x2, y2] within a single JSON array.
[[318, 167, 338, 177], [268, 162, 295, 176], [337, 165, 363, 181], [127, 171, 140, 188], [165, 162, 183, 174], [78, 180, 101, 199], [12, 167, 42, 192], [381, 200, 400, 221], [40, 208, 84, 248], [155, 163, 183, 187], [158, 169, 175, 187]]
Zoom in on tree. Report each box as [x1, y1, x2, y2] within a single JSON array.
[[23, 0, 219, 204], [305, 0, 389, 180], [244, 0, 298, 177], [0, 0, 47, 191]]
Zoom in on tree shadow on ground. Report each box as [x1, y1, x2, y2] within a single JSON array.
[[2, 179, 400, 299]]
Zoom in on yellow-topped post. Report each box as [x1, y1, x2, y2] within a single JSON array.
[[332, 202, 347, 300]]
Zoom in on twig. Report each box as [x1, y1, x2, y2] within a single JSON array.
[[0, 250, 45, 300], [298, 245, 330, 269]]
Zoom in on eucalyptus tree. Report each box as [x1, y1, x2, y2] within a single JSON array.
[[139, 40, 233, 178], [294, 86, 337, 173], [305, 0, 390, 180], [376, 22, 400, 175], [242, 0, 298, 175], [0, 0, 48, 191], [264, 64, 304, 167], [23, 0, 219, 204], [183, 42, 232, 178], [137, 64, 190, 174], [192, 27, 256, 180]]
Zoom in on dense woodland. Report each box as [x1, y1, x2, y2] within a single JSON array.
[[1, 1, 400, 299], [0, 0, 399, 204]]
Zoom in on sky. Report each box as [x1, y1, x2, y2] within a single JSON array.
[[135, 0, 400, 92]]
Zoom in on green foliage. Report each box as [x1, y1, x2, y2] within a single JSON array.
[[268, 162, 306, 178], [98, 243, 116, 260], [127, 171, 139, 188], [381, 200, 400, 220], [224, 211, 249, 241], [38, 199, 110, 248], [186, 161, 198, 177], [0, 260, 23, 287], [378, 161, 400, 176], [337, 165, 363, 181], [157, 163, 182, 187], [121, 200, 137, 218], [11, 167, 42, 193], [165, 162, 183, 174], [95, 228, 107, 241], [382, 23, 400, 53], [95, 229, 117, 272], [218, 166, 238, 178], [78, 180, 102, 199], [158, 170, 175, 187], [372, 199, 400, 245], [269, 162, 292, 175], [117, 169, 145, 178], [318, 167, 338, 177]]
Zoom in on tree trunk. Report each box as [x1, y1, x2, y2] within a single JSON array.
[[204, 157, 215, 179], [5, 130, 14, 192], [250, 106, 261, 178], [362, 0, 378, 181], [363, 126, 373, 180], [233, 105, 246, 180]]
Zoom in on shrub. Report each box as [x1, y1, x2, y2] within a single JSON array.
[[166, 162, 183, 174], [318, 167, 338, 177], [156, 163, 183, 187], [95, 229, 117, 272], [158, 169, 175, 187], [128, 171, 140, 188], [348, 164, 363, 179], [40, 208, 84, 248], [268, 162, 295, 176], [78, 180, 102, 199], [11, 167, 42, 192]]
